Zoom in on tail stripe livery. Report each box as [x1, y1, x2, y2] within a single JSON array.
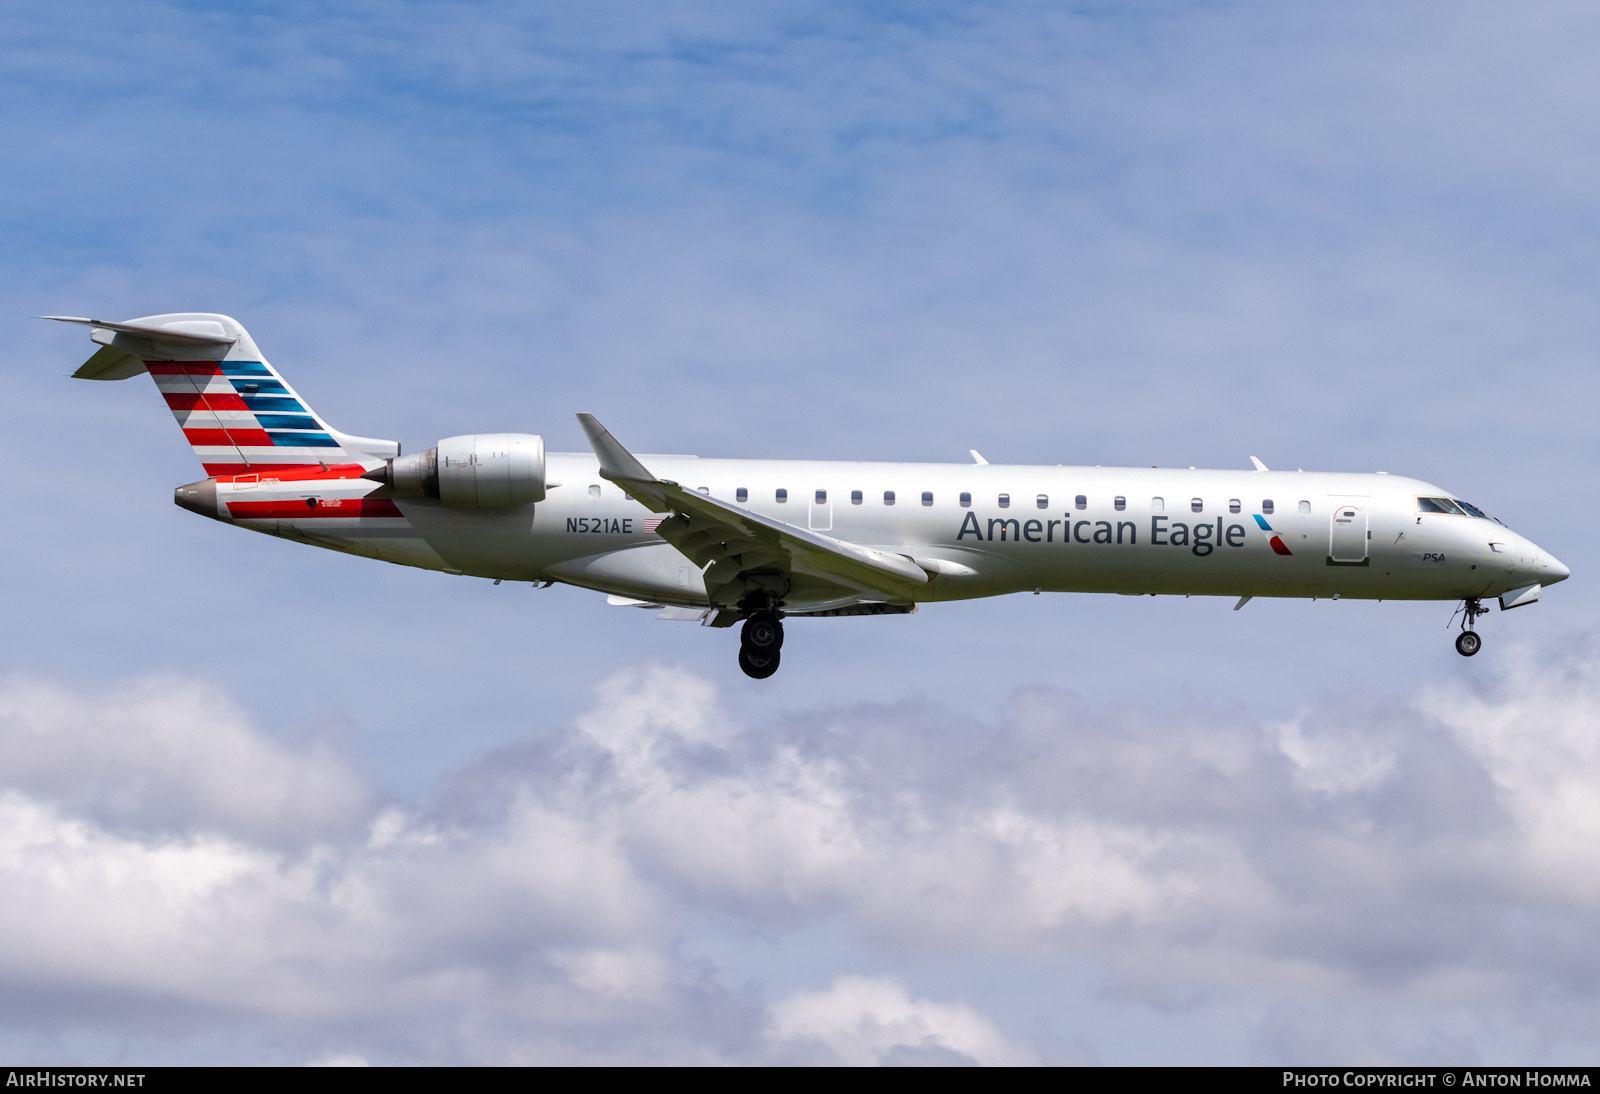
[[48, 313, 398, 478], [148, 360, 350, 475]]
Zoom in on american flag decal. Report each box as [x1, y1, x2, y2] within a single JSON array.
[[645, 517, 665, 534]]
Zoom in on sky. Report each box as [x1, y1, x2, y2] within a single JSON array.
[[1, 0, 1598, 1066]]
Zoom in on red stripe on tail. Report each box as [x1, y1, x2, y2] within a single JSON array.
[[215, 464, 368, 483], [202, 462, 327, 475], [184, 427, 274, 447], [165, 392, 248, 411]]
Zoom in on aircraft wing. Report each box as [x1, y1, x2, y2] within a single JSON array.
[[576, 414, 929, 605]]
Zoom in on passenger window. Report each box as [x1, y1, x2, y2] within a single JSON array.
[[1418, 497, 1465, 515], [921, 491, 934, 506], [589, 484, 601, 499], [884, 490, 895, 505], [1298, 500, 1311, 514], [736, 487, 748, 503], [1262, 499, 1274, 515], [1228, 499, 1241, 514], [1075, 495, 1087, 510], [1151, 496, 1164, 513], [851, 490, 863, 505], [959, 492, 971, 507], [1191, 498, 1203, 513], [1114, 496, 1126, 511], [998, 493, 1010, 509], [1036, 494, 1048, 509], [815, 489, 827, 504], [776, 488, 788, 503]]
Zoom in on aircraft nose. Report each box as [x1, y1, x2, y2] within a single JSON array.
[[1542, 551, 1571, 585]]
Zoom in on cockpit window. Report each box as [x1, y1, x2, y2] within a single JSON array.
[[1418, 497, 1465, 515], [1455, 500, 1490, 519]]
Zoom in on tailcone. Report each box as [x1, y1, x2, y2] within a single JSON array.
[[174, 478, 223, 520]]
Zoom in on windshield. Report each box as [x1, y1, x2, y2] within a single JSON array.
[[1417, 497, 1465, 515], [1454, 499, 1503, 525]]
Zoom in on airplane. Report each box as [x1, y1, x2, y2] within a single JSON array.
[[47, 312, 1570, 678]]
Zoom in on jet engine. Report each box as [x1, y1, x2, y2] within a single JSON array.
[[365, 433, 546, 508]]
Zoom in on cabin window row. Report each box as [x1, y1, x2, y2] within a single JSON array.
[[735, 488, 934, 506], [720, 489, 1308, 515], [1149, 498, 1301, 515]]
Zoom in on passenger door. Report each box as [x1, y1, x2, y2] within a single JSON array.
[[1328, 497, 1369, 563]]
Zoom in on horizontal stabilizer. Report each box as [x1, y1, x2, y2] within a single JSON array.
[[40, 316, 238, 347], [71, 345, 147, 381]]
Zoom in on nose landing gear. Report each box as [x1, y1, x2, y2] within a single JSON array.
[[738, 609, 784, 679], [1454, 597, 1488, 657]]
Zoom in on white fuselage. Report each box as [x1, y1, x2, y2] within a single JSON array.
[[212, 454, 1568, 612]]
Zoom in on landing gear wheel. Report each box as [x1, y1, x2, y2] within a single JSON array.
[[739, 647, 781, 679], [742, 610, 784, 653], [1456, 631, 1482, 657]]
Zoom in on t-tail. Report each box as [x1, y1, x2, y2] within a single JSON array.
[[44, 312, 398, 476]]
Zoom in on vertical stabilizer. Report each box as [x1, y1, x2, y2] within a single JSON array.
[[50, 313, 397, 475]]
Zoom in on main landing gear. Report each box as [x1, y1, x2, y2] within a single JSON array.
[[738, 609, 784, 679], [1454, 597, 1488, 657]]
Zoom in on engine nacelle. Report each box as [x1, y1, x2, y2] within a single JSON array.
[[372, 433, 546, 508]]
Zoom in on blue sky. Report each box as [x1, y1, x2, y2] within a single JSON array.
[[2, 0, 1599, 1065]]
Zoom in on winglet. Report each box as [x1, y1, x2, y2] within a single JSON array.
[[576, 414, 657, 484], [969, 449, 989, 465], [1250, 456, 1269, 472]]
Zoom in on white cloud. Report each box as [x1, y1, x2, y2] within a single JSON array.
[[306, 1054, 370, 1067], [2, 648, 1599, 1062], [1424, 644, 1600, 908], [0, 674, 370, 846], [1275, 717, 1399, 797], [768, 976, 1034, 1066]]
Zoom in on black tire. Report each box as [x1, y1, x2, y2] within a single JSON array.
[[1456, 631, 1482, 657], [741, 610, 784, 653], [739, 647, 781, 679]]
